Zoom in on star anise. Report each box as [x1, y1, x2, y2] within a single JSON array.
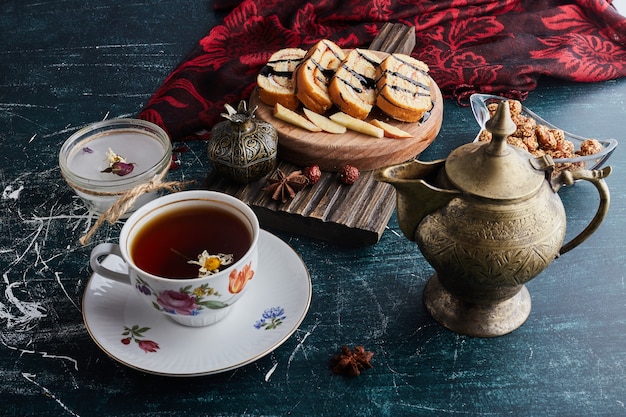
[[330, 345, 374, 376], [262, 168, 309, 203]]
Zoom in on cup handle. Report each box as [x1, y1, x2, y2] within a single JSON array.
[[89, 243, 131, 285]]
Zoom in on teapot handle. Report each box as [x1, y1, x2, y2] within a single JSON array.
[[555, 166, 612, 256]]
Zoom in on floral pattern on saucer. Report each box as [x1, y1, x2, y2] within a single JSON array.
[[121, 325, 160, 353], [254, 306, 286, 330]]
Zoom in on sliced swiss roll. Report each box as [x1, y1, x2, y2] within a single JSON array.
[[375, 53, 433, 123], [293, 39, 346, 114], [328, 49, 382, 120], [257, 48, 307, 110]]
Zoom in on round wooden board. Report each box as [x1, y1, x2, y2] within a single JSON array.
[[249, 73, 443, 172]]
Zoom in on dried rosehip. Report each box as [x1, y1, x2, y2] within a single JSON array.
[[338, 164, 359, 185], [303, 164, 321, 184]]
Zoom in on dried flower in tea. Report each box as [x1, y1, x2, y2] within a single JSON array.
[[188, 251, 234, 277]]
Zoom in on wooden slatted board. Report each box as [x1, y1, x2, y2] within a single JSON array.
[[203, 159, 396, 246], [205, 24, 440, 246]]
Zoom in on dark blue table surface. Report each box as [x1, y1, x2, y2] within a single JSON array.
[[2, 1, 626, 416]]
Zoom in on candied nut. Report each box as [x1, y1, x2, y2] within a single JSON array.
[[512, 114, 536, 138], [481, 100, 604, 172], [507, 136, 528, 152], [548, 149, 572, 159], [536, 125, 558, 150], [556, 139, 575, 155], [487, 99, 522, 117], [522, 135, 539, 152], [551, 128, 565, 143], [508, 99, 523, 116], [578, 139, 603, 156], [478, 130, 492, 142]]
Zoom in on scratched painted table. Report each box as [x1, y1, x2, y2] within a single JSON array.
[[2, 1, 626, 416]]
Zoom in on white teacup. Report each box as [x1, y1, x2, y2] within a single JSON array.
[[89, 190, 259, 327]]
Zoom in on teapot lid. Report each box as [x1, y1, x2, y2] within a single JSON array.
[[445, 101, 545, 200]]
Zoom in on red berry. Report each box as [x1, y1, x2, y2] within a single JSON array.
[[339, 165, 359, 185], [121, 338, 131, 345], [303, 164, 322, 185]]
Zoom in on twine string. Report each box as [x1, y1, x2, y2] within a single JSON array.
[[77, 170, 195, 245]]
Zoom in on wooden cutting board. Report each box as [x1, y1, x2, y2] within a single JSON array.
[[249, 59, 443, 172]]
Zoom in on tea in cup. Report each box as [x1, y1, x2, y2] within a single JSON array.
[[89, 190, 259, 327]]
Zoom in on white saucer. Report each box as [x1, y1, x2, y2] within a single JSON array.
[[82, 230, 312, 377]]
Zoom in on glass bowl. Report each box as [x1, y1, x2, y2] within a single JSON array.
[[59, 118, 172, 217], [470, 93, 618, 171]]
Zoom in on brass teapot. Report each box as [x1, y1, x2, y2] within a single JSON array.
[[375, 101, 611, 337]]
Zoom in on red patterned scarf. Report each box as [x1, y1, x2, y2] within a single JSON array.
[[139, 0, 626, 141]]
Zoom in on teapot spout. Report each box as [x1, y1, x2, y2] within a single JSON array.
[[375, 160, 460, 241]]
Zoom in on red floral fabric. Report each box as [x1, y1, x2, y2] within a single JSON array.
[[139, 0, 626, 142]]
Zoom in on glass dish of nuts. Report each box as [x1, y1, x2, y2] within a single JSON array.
[[470, 93, 618, 173]]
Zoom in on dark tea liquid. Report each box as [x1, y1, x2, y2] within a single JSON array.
[[130, 205, 252, 279]]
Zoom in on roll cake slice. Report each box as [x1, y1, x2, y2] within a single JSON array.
[[257, 48, 307, 110], [328, 49, 382, 120], [375, 53, 433, 123], [293, 39, 346, 114]]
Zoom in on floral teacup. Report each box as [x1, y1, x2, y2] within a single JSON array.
[[89, 190, 259, 327]]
